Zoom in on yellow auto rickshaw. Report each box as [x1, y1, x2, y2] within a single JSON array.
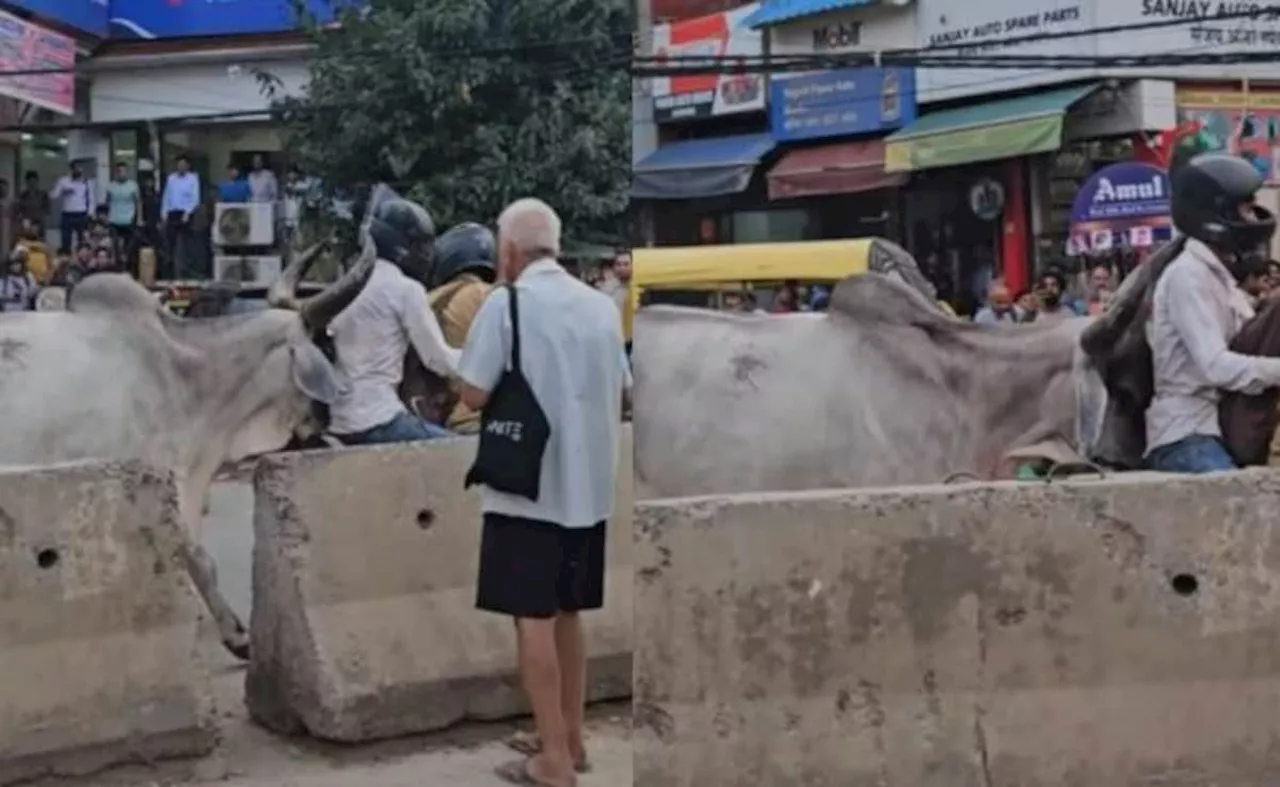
[[627, 237, 951, 341]]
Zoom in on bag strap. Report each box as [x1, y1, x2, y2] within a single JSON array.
[[506, 283, 522, 372]]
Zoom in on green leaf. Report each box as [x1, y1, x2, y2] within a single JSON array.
[[268, 0, 632, 246]]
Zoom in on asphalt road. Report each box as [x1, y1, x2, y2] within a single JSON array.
[[204, 481, 255, 623]]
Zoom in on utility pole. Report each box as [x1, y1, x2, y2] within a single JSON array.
[[631, 0, 657, 246]]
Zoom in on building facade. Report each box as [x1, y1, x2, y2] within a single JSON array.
[[631, 0, 1280, 310], [0, 0, 352, 275]]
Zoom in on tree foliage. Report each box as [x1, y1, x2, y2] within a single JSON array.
[[272, 0, 632, 246]]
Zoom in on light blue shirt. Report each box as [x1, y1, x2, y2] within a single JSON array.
[[458, 259, 632, 528], [161, 171, 201, 216], [105, 179, 139, 225]]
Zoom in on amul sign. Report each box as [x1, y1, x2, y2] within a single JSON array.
[[1070, 161, 1170, 223]]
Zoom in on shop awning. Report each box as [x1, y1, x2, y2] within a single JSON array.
[[632, 134, 776, 200], [883, 83, 1101, 173], [767, 139, 904, 200], [743, 0, 877, 28]]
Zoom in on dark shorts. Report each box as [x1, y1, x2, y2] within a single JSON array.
[[475, 513, 607, 619]]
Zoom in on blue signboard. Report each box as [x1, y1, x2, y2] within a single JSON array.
[[1070, 162, 1170, 224], [1067, 162, 1172, 255], [5, 0, 109, 36], [108, 0, 357, 40], [770, 67, 916, 143]]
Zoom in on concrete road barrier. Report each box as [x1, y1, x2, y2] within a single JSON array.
[[634, 470, 1280, 787], [0, 461, 214, 785], [247, 428, 633, 742]]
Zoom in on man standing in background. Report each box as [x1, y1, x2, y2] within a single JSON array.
[[53, 162, 92, 253], [0, 178, 13, 259], [161, 154, 201, 279], [105, 162, 141, 276], [248, 153, 279, 205], [459, 198, 630, 787], [13, 171, 49, 241], [596, 249, 632, 351]]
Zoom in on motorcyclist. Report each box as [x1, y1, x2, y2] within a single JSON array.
[[1145, 153, 1280, 472], [424, 222, 498, 433], [326, 196, 460, 445]]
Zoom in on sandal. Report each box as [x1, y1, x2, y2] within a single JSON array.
[[493, 758, 576, 787], [505, 731, 591, 773]]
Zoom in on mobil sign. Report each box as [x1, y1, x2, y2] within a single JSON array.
[[1071, 162, 1170, 224]]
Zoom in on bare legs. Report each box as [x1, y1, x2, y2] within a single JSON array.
[[555, 612, 587, 764], [515, 612, 588, 785]]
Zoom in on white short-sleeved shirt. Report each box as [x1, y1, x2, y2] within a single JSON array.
[[458, 259, 631, 528]]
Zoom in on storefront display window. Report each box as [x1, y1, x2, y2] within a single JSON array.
[[718, 208, 812, 243], [904, 167, 1003, 316]]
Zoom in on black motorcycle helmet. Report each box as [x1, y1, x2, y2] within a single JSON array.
[[368, 198, 436, 283], [1171, 153, 1276, 257], [429, 222, 497, 289]]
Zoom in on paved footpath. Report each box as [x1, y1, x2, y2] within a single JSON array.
[[30, 481, 632, 786], [35, 646, 631, 787]]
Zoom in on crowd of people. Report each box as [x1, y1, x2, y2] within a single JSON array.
[[0, 154, 325, 299], [0, 212, 132, 312]]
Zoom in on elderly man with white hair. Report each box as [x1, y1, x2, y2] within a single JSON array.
[[458, 198, 631, 787]]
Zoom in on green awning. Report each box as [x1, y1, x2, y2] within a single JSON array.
[[884, 83, 1100, 173]]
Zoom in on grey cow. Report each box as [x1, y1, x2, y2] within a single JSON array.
[[0, 238, 375, 659], [632, 270, 1097, 498]]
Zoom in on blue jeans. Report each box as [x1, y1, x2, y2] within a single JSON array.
[[334, 411, 453, 446], [1146, 434, 1237, 473]]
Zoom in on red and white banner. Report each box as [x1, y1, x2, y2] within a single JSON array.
[[649, 2, 764, 122], [0, 11, 75, 116]]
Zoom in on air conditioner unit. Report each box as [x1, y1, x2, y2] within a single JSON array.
[[213, 255, 283, 287], [213, 202, 275, 246]]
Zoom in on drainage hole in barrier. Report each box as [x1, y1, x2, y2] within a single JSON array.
[[1170, 573, 1199, 596], [416, 509, 436, 529], [35, 548, 59, 569]]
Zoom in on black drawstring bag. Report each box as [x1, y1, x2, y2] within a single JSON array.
[[464, 284, 551, 500]]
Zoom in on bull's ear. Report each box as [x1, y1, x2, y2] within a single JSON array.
[[290, 340, 350, 404]]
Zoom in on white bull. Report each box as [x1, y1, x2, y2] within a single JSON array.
[[0, 240, 374, 659], [632, 273, 1097, 497]]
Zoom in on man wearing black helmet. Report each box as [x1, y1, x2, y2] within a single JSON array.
[[1146, 153, 1280, 472], [422, 222, 498, 433], [326, 196, 461, 445]]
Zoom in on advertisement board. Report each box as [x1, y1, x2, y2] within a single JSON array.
[[108, 0, 353, 39], [1067, 161, 1172, 254], [1175, 86, 1280, 185], [6, 0, 109, 37], [0, 9, 75, 115], [914, 0, 1095, 101], [770, 67, 916, 142], [650, 3, 765, 122], [915, 0, 1280, 103]]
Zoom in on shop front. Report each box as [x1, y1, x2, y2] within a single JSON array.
[[632, 132, 781, 245], [634, 2, 778, 245], [764, 65, 917, 244], [0, 6, 85, 251], [884, 79, 1174, 312]]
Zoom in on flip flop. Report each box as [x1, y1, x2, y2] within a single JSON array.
[[505, 732, 591, 773], [493, 758, 576, 787]]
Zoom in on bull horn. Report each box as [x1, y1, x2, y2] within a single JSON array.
[[267, 242, 327, 311], [297, 225, 377, 331]]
